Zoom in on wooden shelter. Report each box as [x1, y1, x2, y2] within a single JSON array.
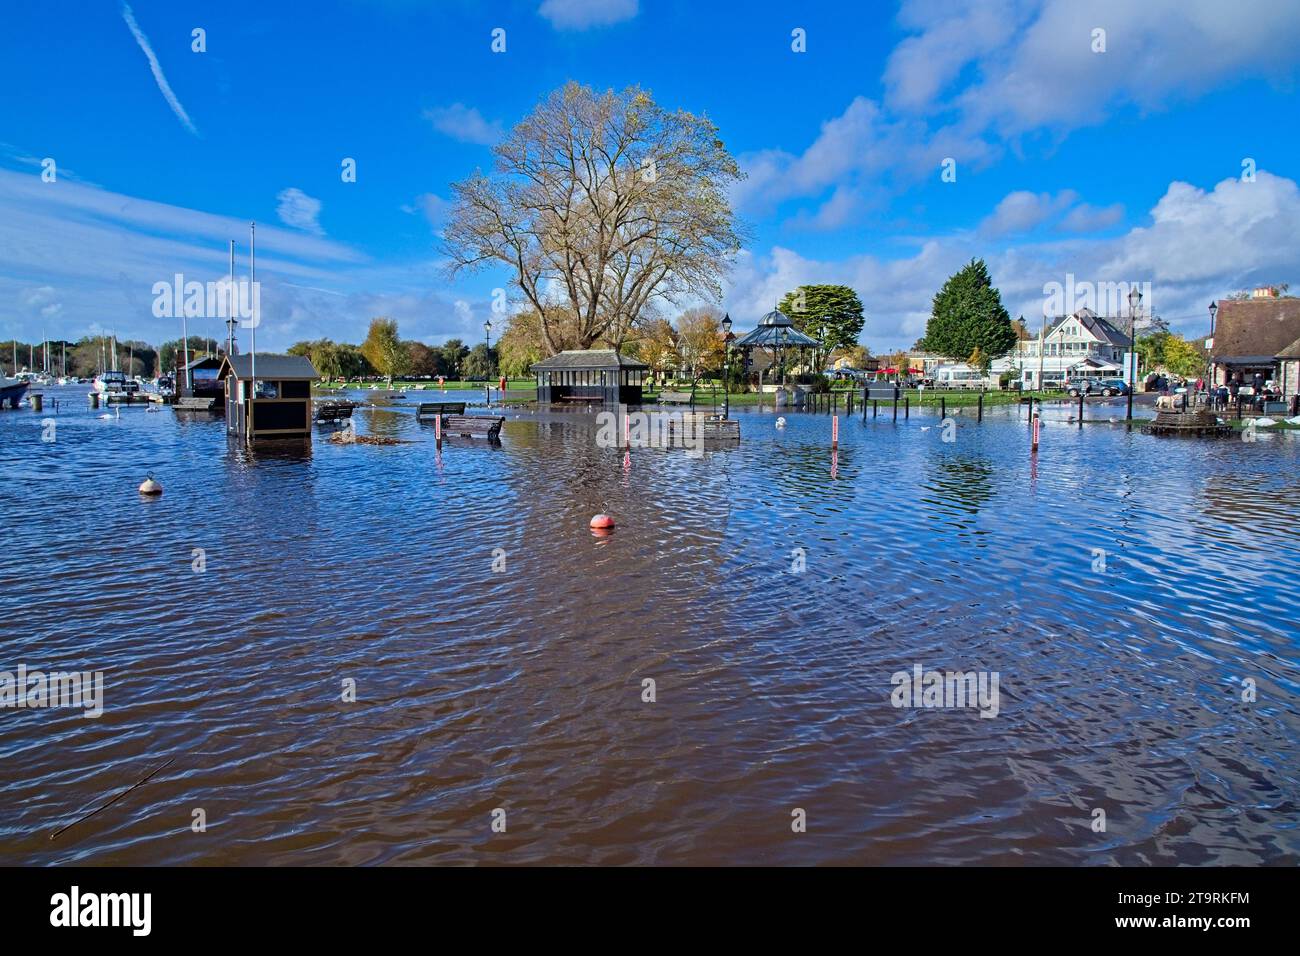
[[532, 349, 648, 405], [217, 353, 319, 440]]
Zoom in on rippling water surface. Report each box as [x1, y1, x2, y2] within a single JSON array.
[[2, 388, 1298, 865]]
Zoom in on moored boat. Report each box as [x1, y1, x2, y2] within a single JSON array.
[[0, 374, 30, 409]]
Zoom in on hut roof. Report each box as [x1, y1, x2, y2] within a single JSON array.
[[219, 353, 319, 380], [1274, 336, 1300, 360], [182, 355, 225, 371], [530, 349, 648, 371], [1211, 298, 1300, 362]]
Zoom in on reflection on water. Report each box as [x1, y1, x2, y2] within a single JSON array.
[[0, 388, 1298, 865]]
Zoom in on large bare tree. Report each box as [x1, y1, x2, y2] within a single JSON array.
[[443, 82, 745, 354]]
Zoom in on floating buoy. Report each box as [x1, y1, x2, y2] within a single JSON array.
[[590, 513, 615, 530], [138, 476, 163, 496], [775, 417, 787, 429]]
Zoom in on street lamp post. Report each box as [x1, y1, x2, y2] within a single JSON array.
[[1207, 301, 1218, 394], [1127, 287, 1142, 428], [721, 313, 733, 419]]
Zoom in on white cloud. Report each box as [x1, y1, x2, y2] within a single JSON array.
[[0, 168, 500, 350], [735, 0, 1300, 227], [888, 0, 1300, 135], [402, 193, 450, 230], [979, 190, 1077, 236], [276, 188, 325, 236], [538, 0, 638, 30], [787, 187, 865, 232], [423, 104, 503, 145], [120, 2, 199, 136], [1059, 202, 1124, 233], [723, 171, 1300, 351]]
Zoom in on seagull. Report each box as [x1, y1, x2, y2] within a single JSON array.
[[775, 417, 787, 429], [920, 425, 931, 432]]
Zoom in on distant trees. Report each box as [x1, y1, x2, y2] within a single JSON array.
[[495, 310, 545, 378], [406, 341, 441, 377], [157, 337, 216, 376], [443, 81, 744, 354], [462, 343, 493, 378], [361, 318, 410, 384], [675, 307, 725, 377], [630, 316, 679, 381], [439, 339, 468, 378], [777, 284, 866, 353], [1137, 331, 1206, 378], [920, 259, 1017, 370]]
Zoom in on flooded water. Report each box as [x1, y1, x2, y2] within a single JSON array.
[[2, 386, 1298, 865]]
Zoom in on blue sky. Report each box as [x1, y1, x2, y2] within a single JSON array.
[[2, 0, 1299, 353]]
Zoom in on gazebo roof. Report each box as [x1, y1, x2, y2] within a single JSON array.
[[733, 310, 821, 348]]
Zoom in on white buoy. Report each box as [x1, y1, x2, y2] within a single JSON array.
[[138, 476, 163, 496]]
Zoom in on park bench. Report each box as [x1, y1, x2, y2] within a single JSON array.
[[658, 390, 694, 404], [173, 396, 217, 412], [672, 411, 741, 440], [313, 400, 356, 422], [441, 414, 505, 440], [416, 401, 467, 419]]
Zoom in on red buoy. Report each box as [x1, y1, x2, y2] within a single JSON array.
[[590, 513, 615, 530]]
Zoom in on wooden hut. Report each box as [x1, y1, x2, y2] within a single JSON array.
[[217, 353, 319, 440], [532, 349, 649, 405], [179, 355, 225, 399]]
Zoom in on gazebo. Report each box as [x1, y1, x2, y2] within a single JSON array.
[[732, 308, 821, 385]]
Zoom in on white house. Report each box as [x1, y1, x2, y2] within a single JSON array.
[[994, 309, 1132, 388]]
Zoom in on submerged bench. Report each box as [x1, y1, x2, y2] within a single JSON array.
[[416, 401, 467, 419], [658, 390, 694, 404], [675, 411, 740, 440], [441, 414, 504, 440], [313, 401, 356, 422]]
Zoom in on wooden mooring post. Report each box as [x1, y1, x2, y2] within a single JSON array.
[[1078, 392, 1084, 428], [977, 393, 984, 423], [939, 396, 946, 420]]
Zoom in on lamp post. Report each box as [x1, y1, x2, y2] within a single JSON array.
[[1127, 287, 1142, 428], [721, 313, 733, 419], [483, 319, 493, 374], [1207, 301, 1218, 393]]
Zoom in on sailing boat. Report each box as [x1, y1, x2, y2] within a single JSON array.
[[93, 334, 139, 399]]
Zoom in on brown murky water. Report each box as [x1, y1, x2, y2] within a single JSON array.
[[2, 389, 1298, 864]]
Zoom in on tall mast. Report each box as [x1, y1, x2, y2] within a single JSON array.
[[228, 240, 237, 356], [249, 221, 256, 386]]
